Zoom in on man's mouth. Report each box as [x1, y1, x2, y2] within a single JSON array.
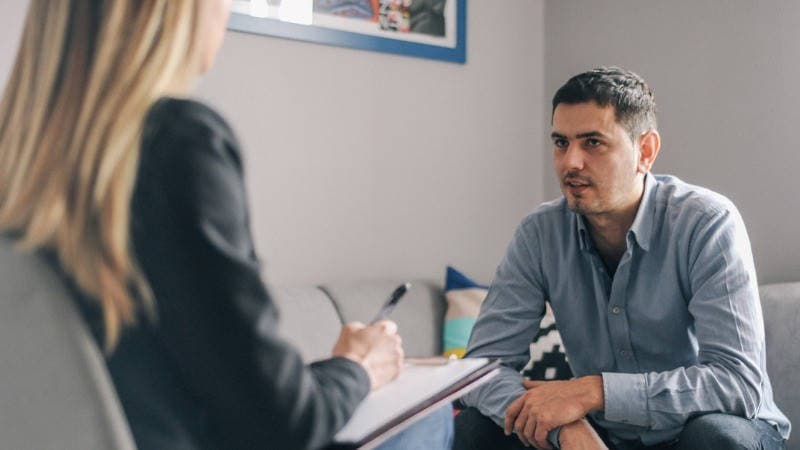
[[564, 178, 590, 188], [563, 178, 591, 196]]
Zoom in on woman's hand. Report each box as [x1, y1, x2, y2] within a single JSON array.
[[332, 320, 404, 390]]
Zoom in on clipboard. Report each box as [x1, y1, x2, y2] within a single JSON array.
[[330, 357, 500, 450]]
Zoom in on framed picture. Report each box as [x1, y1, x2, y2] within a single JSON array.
[[228, 0, 467, 63]]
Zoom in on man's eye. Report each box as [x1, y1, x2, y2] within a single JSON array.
[[585, 139, 602, 148], [554, 139, 568, 149]]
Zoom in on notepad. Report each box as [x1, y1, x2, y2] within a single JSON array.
[[333, 357, 499, 449]]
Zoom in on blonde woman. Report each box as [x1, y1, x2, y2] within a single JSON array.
[[0, 1, 452, 449]]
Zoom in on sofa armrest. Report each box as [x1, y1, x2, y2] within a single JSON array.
[[760, 282, 800, 449]]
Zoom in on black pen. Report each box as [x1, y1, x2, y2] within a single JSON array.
[[370, 282, 411, 324]]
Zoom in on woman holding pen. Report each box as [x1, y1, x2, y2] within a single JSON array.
[[0, 1, 451, 449]]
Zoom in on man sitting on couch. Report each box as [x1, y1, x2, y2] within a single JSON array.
[[455, 67, 790, 450]]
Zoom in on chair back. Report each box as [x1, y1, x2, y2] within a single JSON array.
[[0, 236, 136, 450]]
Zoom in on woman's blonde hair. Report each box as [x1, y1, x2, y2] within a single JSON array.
[[0, 0, 207, 351]]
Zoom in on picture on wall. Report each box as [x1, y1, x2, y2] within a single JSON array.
[[228, 0, 467, 63]]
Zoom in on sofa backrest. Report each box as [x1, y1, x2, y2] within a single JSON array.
[[266, 285, 343, 362], [0, 236, 136, 450], [322, 281, 446, 357], [270, 280, 445, 360], [760, 282, 799, 448]]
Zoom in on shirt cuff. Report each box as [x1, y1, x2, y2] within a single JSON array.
[[602, 372, 649, 427], [548, 425, 562, 449]]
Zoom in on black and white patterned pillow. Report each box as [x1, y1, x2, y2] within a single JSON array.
[[522, 304, 572, 380]]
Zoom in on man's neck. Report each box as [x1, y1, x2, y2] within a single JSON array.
[[584, 180, 646, 272], [585, 213, 632, 268]]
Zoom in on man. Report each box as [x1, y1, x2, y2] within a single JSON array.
[[455, 67, 790, 450]]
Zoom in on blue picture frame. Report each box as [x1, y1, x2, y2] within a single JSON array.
[[228, 0, 466, 64]]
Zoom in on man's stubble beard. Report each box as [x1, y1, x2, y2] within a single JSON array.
[[566, 195, 592, 215]]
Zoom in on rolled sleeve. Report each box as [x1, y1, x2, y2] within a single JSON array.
[[602, 372, 649, 427]]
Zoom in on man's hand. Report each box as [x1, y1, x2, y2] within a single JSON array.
[[559, 419, 608, 450], [504, 376, 604, 449]]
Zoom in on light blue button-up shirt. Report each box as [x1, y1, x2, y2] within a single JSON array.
[[461, 174, 790, 446]]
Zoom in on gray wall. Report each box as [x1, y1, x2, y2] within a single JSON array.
[[544, 0, 800, 284], [2, 1, 798, 286], [196, 1, 545, 285], [0, 2, 25, 90], [0, 1, 545, 287]]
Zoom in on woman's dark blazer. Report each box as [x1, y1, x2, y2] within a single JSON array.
[[76, 98, 369, 450]]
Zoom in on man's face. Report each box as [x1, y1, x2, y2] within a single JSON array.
[[551, 102, 643, 217]]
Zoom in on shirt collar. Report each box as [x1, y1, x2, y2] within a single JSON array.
[[574, 173, 658, 252], [628, 172, 657, 252], [576, 213, 591, 251]]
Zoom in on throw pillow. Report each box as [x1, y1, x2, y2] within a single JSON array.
[[442, 266, 572, 380], [521, 302, 572, 380], [443, 266, 489, 358]]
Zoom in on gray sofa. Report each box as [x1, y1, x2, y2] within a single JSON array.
[[760, 283, 800, 448], [0, 231, 797, 448], [272, 280, 800, 449]]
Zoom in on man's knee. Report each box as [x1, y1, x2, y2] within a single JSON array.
[[676, 414, 777, 450], [453, 407, 525, 450]]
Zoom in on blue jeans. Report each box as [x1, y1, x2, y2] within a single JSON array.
[[453, 408, 785, 450], [377, 403, 454, 450], [671, 413, 785, 450]]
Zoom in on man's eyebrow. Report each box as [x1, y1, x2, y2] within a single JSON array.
[[575, 131, 608, 139], [550, 131, 610, 140]]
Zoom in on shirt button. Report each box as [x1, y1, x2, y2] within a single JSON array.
[[619, 350, 629, 357], [611, 306, 622, 314]]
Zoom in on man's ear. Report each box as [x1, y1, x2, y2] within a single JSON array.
[[637, 129, 661, 174]]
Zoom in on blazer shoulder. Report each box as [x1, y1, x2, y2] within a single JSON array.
[[141, 97, 243, 168]]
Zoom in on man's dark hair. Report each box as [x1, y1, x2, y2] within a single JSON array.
[[552, 67, 657, 143]]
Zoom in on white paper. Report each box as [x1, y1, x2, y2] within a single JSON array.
[[334, 357, 491, 444]]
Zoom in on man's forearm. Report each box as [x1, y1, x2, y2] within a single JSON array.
[[576, 375, 605, 412], [546, 377, 604, 449], [460, 365, 527, 426]]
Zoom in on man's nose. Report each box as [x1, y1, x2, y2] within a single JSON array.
[[560, 143, 584, 171]]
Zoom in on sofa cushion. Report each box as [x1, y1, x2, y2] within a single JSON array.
[[321, 281, 445, 357], [266, 286, 343, 362], [760, 282, 799, 448]]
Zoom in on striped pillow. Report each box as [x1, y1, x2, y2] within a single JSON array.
[[442, 266, 488, 358]]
